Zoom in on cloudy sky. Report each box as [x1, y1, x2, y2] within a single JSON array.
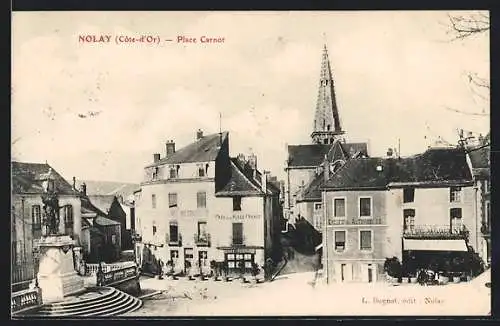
[[12, 11, 489, 183]]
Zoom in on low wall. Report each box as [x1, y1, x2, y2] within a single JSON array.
[[111, 275, 141, 296]]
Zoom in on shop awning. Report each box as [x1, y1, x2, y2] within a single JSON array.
[[403, 239, 468, 252]]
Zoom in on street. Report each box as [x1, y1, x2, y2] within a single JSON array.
[[123, 270, 490, 316]]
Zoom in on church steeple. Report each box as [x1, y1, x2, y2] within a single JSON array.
[[311, 44, 344, 145]]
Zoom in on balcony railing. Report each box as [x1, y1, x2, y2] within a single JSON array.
[[194, 233, 211, 247], [231, 235, 245, 247], [165, 233, 182, 246], [97, 264, 139, 286], [85, 261, 136, 276], [328, 216, 384, 225], [403, 225, 469, 240]]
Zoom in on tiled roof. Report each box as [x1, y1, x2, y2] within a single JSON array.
[[287, 141, 367, 167], [215, 158, 279, 197], [95, 216, 121, 226], [468, 145, 490, 169], [87, 195, 116, 215], [146, 132, 228, 167], [11, 161, 79, 195], [299, 175, 325, 201], [322, 147, 473, 190], [80, 196, 107, 217]]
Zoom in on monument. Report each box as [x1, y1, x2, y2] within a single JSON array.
[[36, 169, 84, 303]]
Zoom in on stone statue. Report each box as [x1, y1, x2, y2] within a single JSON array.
[[41, 192, 60, 236]]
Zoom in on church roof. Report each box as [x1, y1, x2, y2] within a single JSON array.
[[11, 161, 79, 195], [145, 132, 228, 167], [287, 141, 368, 168]]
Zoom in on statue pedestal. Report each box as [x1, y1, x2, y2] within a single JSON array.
[[37, 236, 85, 303]]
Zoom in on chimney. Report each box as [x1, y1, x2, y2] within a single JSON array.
[[263, 170, 270, 194], [247, 153, 257, 170], [72, 176, 76, 190], [153, 153, 161, 163], [323, 155, 330, 182], [386, 148, 393, 157], [237, 153, 246, 166], [196, 129, 204, 140], [166, 140, 176, 156], [80, 182, 87, 196]]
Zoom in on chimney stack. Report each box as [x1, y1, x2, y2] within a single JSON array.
[[263, 170, 270, 194], [196, 129, 204, 140], [166, 140, 176, 157], [237, 153, 246, 167], [153, 153, 161, 163], [247, 153, 257, 170], [386, 148, 393, 157]]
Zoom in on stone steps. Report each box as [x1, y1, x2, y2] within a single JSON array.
[[19, 287, 142, 317]]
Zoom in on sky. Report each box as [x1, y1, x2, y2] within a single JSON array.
[[12, 11, 490, 183]]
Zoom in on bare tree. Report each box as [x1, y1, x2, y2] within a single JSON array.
[[444, 12, 490, 117], [446, 12, 490, 41]]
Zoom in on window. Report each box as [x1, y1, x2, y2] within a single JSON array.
[[198, 166, 205, 177], [232, 223, 243, 245], [170, 250, 179, 260], [359, 197, 372, 217], [403, 187, 415, 203], [152, 225, 157, 235], [359, 230, 372, 251], [334, 198, 346, 218], [168, 193, 177, 208], [152, 167, 158, 180], [450, 208, 462, 233], [64, 205, 74, 228], [334, 231, 346, 252], [32, 205, 41, 230], [151, 194, 156, 209], [169, 166, 178, 179], [197, 221, 208, 241], [314, 203, 322, 211], [111, 234, 116, 244], [323, 139, 329, 144], [403, 209, 416, 232], [450, 187, 462, 203], [233, 196, 242, 211], [197, 191, 206, 208], [169, 223, 179, 242]]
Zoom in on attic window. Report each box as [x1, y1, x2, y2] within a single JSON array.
[[169, 166, 178, 179], [198, 165, 205, 177]]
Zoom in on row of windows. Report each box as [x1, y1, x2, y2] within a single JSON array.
[[334, 230, 373, 252], [403, 187, 462, 204], [31, 204, 73, 231], [152, 221, 244, 245], [152, 164, 211, 180], [403, 208, 463, 231], [332, 197, 372, 218], [151, 193, 242, 211]]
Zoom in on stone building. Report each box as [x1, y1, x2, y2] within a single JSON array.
[[284, 44, 368, 229], [321, 147, 477, 283], [135, 130, 282, 277], [11, 162, 82, 291]]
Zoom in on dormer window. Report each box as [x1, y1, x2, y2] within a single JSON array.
[[169, 165, 178, 179], [198, 165, 205, 177], [152, 167, 158, 180]]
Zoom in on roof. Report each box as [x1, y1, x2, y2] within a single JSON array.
[[215, 158, 279, 197], [95, 216, 121, 227], [299, 174, 325, 201], [11, 161, 79, 195], [87, 195, 116, 214], [73, 180, 140, 197], [287, 141, 367, 168], [322, 147, 473, 190], [80, 196, 108, 217], [468, 145, 490, 170], [146, 131, 228, 167]]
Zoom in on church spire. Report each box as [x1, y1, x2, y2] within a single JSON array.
[[311, 44, 344, 145]]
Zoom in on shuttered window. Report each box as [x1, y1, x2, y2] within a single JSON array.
[[360, 230, 372, 251], [197, 191, 206, 208], [334, 231, 346, 251]]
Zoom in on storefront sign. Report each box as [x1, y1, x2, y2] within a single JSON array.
[[215, 214, 261, 220]]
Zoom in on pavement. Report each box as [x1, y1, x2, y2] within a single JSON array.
[[123, 270, 491, 316]]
